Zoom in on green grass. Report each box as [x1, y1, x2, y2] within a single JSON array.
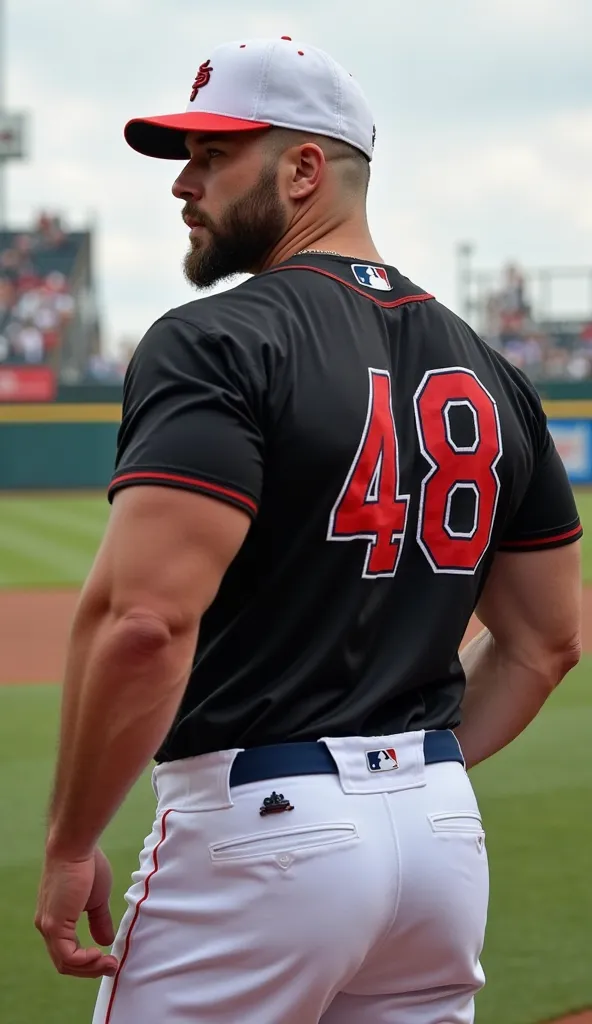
[[0, 489, 590, 589], [0, 667, 590, 1024], [0, 488, 591, 1022], [574, 488, 592, 584], [0, 684, 154, 1023], [472, 661, 592, 1023], [0, 495, 108, 588]]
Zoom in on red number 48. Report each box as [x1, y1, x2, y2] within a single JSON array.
[[327, 367, 503, 578]]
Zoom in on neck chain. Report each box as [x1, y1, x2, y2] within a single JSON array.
[[295, 248, 355, 259]]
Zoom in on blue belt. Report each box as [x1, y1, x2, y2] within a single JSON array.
[[229, 730, 464, 788]]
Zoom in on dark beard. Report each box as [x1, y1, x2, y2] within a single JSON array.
[[183, 165, 287, 289]]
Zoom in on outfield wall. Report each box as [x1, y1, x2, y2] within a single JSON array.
[[0, 404, 120, 490], [1, 400, 592, 490]]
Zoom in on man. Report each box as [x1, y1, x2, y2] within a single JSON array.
[[36, 36, 582, 1024]]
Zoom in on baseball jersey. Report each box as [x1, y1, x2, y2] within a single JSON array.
[[108, 254, 582, 761]]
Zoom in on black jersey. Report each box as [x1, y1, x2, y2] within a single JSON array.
[[109, 254, 582, 761]]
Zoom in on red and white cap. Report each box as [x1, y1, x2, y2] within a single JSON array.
[[124, 36, 376, 161]]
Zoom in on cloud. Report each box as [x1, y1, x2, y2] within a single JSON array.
[[4, 0, 591, 345]]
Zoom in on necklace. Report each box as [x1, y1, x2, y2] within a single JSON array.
[[295, 248, 356, 259]]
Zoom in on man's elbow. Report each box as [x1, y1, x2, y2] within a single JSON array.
[[110, 609, 175, 662], [507, 629, 582, 694], [556, 636, 581, 680], [540, 633, 581, 692]]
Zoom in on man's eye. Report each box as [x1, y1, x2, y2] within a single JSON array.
[[206, 149, 223, 160]]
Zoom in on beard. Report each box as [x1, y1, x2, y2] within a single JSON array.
[[182, 164, 288, 289]]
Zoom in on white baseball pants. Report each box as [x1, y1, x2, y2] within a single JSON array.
[[93, 731, 489, 1023]]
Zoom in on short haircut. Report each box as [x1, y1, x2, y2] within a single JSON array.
[[264, 127, 371, 197]]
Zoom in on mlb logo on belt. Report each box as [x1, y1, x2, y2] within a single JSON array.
[[366, 748, 399, 772], [351, 264, 392, 291]]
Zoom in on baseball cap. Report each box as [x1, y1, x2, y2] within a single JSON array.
[[124, 36, 375, 162]]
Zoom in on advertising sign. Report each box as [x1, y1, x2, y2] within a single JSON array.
[[0, 366, 56, 402]]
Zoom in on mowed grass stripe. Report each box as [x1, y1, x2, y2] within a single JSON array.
[[0, 495, 109, 535], [5, 496, 109, 531], [6, 499, 107, 550], [0, 495, 107, 588], [0, 489, 590, 589], [0, 519, 99, 587]]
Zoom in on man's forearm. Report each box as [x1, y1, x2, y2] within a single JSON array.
[[456, 627, 570, 769], [47, 608, 197, 860], [50, 587, 106, 821]]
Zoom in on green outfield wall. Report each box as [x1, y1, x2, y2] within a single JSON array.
[[1, 398, 592, 491], [0, 404, 120, 490]]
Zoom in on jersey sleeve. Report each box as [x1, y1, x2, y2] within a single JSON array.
[[108, 314, 265, 519], [499, 415, 582, 553]]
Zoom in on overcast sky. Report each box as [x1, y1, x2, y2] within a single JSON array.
[[4, 0, 591, 352]]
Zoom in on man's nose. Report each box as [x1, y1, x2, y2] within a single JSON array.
[[172, 165, 205, 202]]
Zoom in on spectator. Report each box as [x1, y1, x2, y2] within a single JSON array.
[[34, 212, 67, 249], [498, 263, 530, 325], [482, 265, 591, 383], [0, 216, 78, 366], [15, 322, 44, 363]]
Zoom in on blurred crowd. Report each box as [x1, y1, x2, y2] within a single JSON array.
[[0, 214, 76, 366], [484, 264, 592, 381], [80, 347, 131, 384], [3, 228, 589, 388]]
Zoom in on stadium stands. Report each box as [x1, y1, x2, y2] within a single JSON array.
[[2, 222, 590, 391], [481, 263, 592, 382], [0, 212, 115, 388]]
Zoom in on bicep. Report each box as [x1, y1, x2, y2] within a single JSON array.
[[86, 316, 264, 628], [109, 316, 265, 520], [84, 487, 251, 633], [500, 431, 582, 552], [476, 543, 582, 659]]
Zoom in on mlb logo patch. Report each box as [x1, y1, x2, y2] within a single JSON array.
[[366, 748, 399, 772], [351, 264, 392, 291]]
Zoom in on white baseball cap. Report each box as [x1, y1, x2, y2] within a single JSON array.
[[124, 36, 376, 161]]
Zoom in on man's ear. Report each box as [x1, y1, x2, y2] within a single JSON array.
[[285, 143, 326, 200]]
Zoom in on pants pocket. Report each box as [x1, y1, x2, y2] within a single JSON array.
[[428, 811, 485, 836], [209, 822, 357, 862]]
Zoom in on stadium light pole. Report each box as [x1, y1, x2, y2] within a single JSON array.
[[0, 0, 27, 230], [456, 241, 475, 325]]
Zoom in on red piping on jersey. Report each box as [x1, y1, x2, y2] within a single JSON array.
[[500, 523, 582, 548], [267, 263, 435, 309], [109, 471, 258, 515], [104, 809, 172, 1023]]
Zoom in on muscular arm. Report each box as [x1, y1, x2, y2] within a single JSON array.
[[46, 485, 250, 859], [456, 543, 582, 770]]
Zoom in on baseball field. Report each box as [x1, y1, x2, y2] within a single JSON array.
[[0, 493, 591, 1024]]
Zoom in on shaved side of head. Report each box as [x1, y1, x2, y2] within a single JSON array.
[[264, 127, 371, 199]]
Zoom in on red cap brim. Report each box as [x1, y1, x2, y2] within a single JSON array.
[[124, 112, 271, 159]]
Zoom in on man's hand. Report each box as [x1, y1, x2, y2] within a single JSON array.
[[35, 847, 119, 978], [36, 487, 251, 976]]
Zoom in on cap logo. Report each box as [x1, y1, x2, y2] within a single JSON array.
[[190, 60, 213, 103]]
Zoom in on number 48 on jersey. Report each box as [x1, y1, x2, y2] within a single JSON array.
[[327, 367, 503, 578]]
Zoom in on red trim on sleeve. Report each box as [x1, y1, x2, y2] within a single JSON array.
[[500, 523, 582, 549], [268, 264, 435, 309], [104, 809, 172, 1023], [108, 471, 258, 515]]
